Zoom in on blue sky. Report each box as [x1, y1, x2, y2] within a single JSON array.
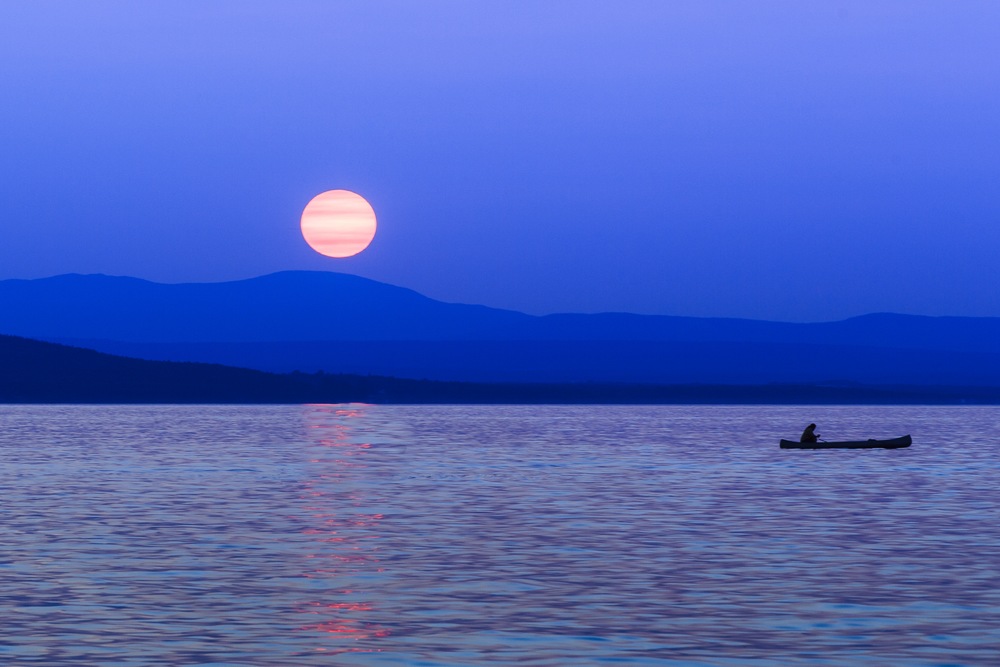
[[1, 1, 999, 321]]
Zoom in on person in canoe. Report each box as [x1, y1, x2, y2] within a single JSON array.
[[800, 423, 820, 443]]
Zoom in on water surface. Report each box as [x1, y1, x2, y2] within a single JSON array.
[[1, 405, 998, 665]]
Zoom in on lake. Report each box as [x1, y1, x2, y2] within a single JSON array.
[[1, 404, 998, 666]]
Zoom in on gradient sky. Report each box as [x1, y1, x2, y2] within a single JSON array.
[[1, 1, 999, 321]]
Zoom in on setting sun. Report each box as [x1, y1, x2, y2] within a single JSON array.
[[300, 190, 377, 258]]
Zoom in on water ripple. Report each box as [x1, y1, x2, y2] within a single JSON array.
[[1, 404, 999, 665]]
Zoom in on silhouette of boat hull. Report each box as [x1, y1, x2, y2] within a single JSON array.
[[779, 435, 912, 449]]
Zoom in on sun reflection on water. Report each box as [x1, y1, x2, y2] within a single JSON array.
[[296, 404, 389, 654]]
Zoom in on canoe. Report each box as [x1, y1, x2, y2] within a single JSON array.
[[779, 435, 912, 450]]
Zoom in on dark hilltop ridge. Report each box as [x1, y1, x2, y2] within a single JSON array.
[[2, 270, 1000, 389], [3, 334, 1000, 404]]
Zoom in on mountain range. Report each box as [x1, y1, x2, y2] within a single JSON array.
[[2, 271, 999, 387]]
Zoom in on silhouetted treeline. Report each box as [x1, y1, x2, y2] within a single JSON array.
[[3, 334, 1000, 404]]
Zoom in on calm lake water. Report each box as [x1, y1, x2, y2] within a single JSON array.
[[1, 404, 999, 666]]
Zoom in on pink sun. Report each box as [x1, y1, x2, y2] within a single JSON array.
[[300, 190, 377, 258]]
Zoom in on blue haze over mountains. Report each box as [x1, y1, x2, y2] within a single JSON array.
[[2, 271, 1000, 387]]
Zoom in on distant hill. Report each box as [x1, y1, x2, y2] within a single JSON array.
[[0, 333, 351, 403], [2, 271, 1000, 386], [40, 339, 1000, 387], [3, 334, 1000, 404], [0, 271, 529, 342]]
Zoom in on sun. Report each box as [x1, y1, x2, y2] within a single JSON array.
[[300, 190, 377, 258]]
